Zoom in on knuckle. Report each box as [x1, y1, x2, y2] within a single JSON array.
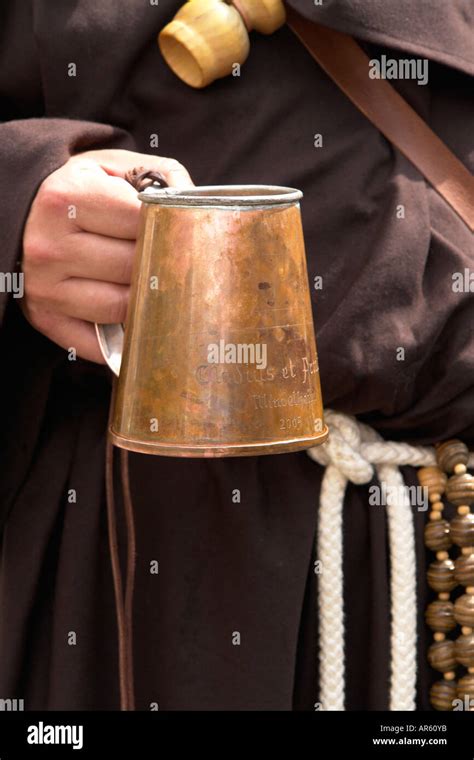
[[107, 289, 128, 324], [37, 174, 72, 214], [25, 301, 54, 334], [23, 234, 56, 268], [160, 157, 185, 174], [23, 277, 44, 306], [118, 259, 132, 285], [119, 246, 134, 283]]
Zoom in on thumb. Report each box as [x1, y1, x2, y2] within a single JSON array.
[[73, 148, 195, 189]]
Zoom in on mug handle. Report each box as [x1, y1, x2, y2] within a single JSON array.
[[94, 169, 168, 378], [95, 323, 124, 377]]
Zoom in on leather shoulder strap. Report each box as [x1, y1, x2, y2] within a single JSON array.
[[286, 7, 474, 231]]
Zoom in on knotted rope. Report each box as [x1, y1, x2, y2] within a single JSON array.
[[307, 409, 473, 711]]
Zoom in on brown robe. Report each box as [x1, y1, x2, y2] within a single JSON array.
[[0, 0, 473, 710]]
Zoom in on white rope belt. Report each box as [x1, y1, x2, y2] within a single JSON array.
[[307, 409, 474, 711]]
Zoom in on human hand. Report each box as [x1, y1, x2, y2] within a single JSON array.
[[21, 149, 193, 362]]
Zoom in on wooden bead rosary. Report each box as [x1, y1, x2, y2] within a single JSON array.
[[419, 440, 474, 711]]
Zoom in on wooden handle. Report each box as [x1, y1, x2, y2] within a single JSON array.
[[158, 0, 286, 88]]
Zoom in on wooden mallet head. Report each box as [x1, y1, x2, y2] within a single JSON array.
[[158, 0, 286, 88]]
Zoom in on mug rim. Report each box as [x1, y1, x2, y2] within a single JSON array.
[[139, 184, 303, 206]]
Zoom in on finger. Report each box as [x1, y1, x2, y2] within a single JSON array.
[[77, 149, 195, 189], [24, 308, 106, 364], [45, 278, 129, 324], [68, 163, 142, 239], [55, 231, 136, 284], [51, 317, 106, 364]]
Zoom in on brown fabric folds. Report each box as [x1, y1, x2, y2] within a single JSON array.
[[287, 8, 474, 230]]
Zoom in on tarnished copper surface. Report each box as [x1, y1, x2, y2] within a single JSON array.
[[110, 186, 327, 457]]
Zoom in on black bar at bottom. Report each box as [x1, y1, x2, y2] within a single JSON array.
[[0, 710, 472, 758]]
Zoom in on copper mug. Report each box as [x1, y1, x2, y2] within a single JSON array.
[[96, 185, 328, 457]]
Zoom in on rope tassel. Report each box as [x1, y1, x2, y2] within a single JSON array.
[[317, 464, 347, 711], [377, 463, 417, 710]]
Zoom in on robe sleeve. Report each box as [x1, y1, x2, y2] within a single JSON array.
[[0, 3, 137, 531], [0, 119, 135, 326], [0, 1, 137, 325], [0, 119, 136, 531]]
